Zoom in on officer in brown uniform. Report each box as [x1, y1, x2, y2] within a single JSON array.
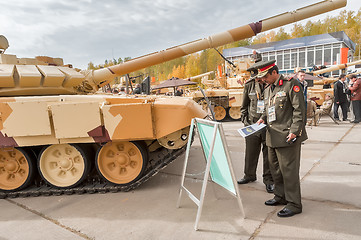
[[238, 68, 274, 193], [254, 60, 308, 217]]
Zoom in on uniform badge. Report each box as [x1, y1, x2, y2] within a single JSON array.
[[276, 91, 286, 97], [293, 86, 300, 92]]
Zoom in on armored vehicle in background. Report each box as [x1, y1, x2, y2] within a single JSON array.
[[308, 59, 361, 105], [0, 0, 347, 197], [189, 58, 254, 121]]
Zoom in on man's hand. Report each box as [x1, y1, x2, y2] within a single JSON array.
[[256, 119, 264, 125], [286, 133, 297, 142]]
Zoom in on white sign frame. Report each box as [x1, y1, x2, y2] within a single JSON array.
[[176, 118, 245, 230]]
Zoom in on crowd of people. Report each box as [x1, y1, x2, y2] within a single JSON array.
[[306, 73, 361, 125], [333, 74, 361, 123]]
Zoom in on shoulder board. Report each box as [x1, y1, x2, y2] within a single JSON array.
[[287, 76, 294, 81]]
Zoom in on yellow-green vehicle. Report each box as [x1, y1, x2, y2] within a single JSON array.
[[0, 0, 346, 197]]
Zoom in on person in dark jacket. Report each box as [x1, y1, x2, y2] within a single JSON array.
[[333, 74, 349, 121]]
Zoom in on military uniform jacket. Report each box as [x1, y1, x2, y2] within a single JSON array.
[[240, 79, 266, 126], [261, 75, 308, 148]]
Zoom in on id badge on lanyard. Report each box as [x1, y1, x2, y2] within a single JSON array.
[[257, 100, 265, 113], [268, 106, 276, 122]]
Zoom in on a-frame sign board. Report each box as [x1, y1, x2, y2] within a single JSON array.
[[176, 118, 245, 230]]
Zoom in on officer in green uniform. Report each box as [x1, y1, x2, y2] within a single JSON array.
[[254, 60, 308, 217], [238, 68, 274, 193]]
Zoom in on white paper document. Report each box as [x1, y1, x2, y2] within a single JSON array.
[[237, 123, 267, 138]]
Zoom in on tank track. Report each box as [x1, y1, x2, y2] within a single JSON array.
[[0, 146, 185, 199]]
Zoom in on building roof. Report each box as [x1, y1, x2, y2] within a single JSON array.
[[223, 31, 356, 58]]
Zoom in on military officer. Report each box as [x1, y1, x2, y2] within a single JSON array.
[[255, 60, 308, 217], [238, 68, 274, 193]]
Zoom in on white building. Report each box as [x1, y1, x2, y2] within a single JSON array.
[[223, 31, 356, 77]]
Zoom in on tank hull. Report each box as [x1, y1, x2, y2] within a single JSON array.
[[0, 95, 206, 147], [0, 94, 206, 194]]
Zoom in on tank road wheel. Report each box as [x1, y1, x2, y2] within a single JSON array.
[[157, 126, 190, 149], [228, 107, 242, 120], [38, 144, 91, 188], [0, 148, 35, 192], [214, 105, 227, 121], [95, 141, 148, 185]]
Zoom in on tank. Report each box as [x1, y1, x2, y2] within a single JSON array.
[[308, 59, 361, 105], [189, 58, 254, 121], [0, 0, 347, 197]]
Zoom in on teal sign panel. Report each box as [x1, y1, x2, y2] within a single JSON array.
[[196, 122, 236, 195]]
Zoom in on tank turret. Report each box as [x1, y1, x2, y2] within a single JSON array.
[[0, 0, 347, 196]]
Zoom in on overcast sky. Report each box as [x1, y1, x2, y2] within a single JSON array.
[[1, 0, 359, 69]]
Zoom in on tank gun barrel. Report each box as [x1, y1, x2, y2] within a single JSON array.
[[93, 0, 346, 88], [312, 59, 361, 76], [184, 71, 214, 81], [313, 77, 337, 85]]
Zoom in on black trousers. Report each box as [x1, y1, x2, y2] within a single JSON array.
[[352, 100, 361, 122], [334, 102, 348, 120], [243, 130, 273, 185]]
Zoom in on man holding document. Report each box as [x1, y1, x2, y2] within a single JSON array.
[[237, 68, 274, 194], [254, 60, 308, 217]]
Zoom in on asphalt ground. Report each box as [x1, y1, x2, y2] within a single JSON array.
[[1, 116, 361, 240]]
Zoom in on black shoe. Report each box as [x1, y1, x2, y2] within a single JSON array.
[[237, 178, 256, 184], [343, 119, 349, 121], [351, 120, 360, 123], [265, 198, 287, 206], [277, 207, 301, 217], [265, 184, 274, 193]]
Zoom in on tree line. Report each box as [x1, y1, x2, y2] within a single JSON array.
[[87, 9, 361, 85]]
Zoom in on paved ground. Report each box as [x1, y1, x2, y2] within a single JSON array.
[[1, 116, 361, 240]]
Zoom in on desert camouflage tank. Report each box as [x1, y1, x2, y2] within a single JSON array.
[[190, 58, 254, 121], [0, 38, 206, 197], [308, 59, 361, 105], [0, 0, 347, 198]]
